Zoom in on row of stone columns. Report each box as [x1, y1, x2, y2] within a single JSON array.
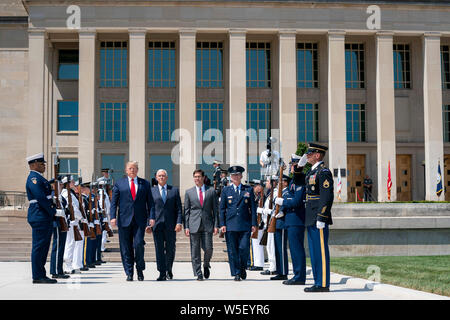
[[27, 28, 445, 200]]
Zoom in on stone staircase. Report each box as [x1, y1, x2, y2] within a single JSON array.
[[0, 209, 229, 262]]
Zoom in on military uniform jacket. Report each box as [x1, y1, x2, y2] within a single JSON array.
[[281, 182, 306, 227], [275, 187, 290, 230], [304, 162, 334, 226], [219, 184, 257, 232], [26, 171, 56, 224]]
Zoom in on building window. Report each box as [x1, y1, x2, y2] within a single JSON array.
[[246, 42, 271, 88], [149, 155, 173, 186], [57, 101, 78, 132], [59, 158, 78, 179], [297, 103, 319, 143], [99, 102, 127, 142], [345, 43, 365, 89], [100, 41, 128, 88], [196, 42, 223, 88], [101, 154, 125, 182], [444, 105, 450, 142], [393, 44, 411, 89], [346, 104, 366, 142], [58, 50, 78, 80], [297, 43, 318, 88], [148, 102, 175, 142], [441, 45, 450, 90], [148, 41, 176, 88], [196, 102, 223, 141], [246, 102, 271, 142]]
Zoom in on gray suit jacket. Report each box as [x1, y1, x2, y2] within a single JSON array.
[[183, 185, 219, 233]]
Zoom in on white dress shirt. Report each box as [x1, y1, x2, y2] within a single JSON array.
[[128, 176, 138, 194], [311, 161, 323, 171], [232, 183, 242, 195], [158, 183, 167, 198]]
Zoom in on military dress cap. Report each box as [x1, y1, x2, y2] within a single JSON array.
[[213, 160, 222, 165], [26, 152, 46, 164], [306, 143, 328, 154], [228, 165, 245, 174], [290, 154, 302, 163], [101, 168, 109, 172], [81, 182, 91, 188], [282, 174, 292, 183]]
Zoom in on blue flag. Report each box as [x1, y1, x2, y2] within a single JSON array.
[[436, 162, 443, 197]]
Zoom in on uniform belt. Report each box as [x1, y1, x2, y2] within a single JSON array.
[[29, 200, 38, 204], [306, 195, 320, 200]]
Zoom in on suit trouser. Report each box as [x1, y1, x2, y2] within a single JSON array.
[[72, 230, 85, 270], [274, 228, 289, 276], [95, 234, 102, 262], [287, 225, 306, 282], [101, 230, 107, 251], [30, 221, 53, 280], [307, 224, 330, 288], [225, 230, 251, 277], [250, 230, 265, 268], [189, 224, 213, 276], [50, 225, 67, 275], [266, 232, 276, 272], [63, 224, 76, 272], [118, 218, 146, 276], [152, 225, 176, 275]]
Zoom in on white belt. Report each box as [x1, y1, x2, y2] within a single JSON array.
[[29, 200, 38, 204]]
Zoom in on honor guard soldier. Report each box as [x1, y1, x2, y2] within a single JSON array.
[[248, 179, 265, 271], [303, 143, 334, 292], [219, 166, 257, 281], [259, 177, 277, 276], [275, 153, 308, 285], [98, 172, 111, 253], [212, 160, 223, 196], [26, 152, 58, 283]]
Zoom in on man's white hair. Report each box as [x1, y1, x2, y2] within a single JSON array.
[[156, 169, 168, 176]]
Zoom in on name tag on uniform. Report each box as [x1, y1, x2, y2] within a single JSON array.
[[228, 196, 233, 204]]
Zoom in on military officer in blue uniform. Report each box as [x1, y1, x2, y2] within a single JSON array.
[[303, 143, 334, 292], [269, 174, 291, 281], [275, 153, 308, 285], [219, 166, 257, 281], [26, 153, 60, 283]]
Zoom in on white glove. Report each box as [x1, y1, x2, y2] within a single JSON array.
[[299, 154, 308, 167], [275, 211, 284, 219], [55, 209, 65, 218], [316, 221, 326, 229], [274, 197, 284, 206], [263, 208, 273, 216], [70, 220, 78, 227], [257, 207, 264, 214]]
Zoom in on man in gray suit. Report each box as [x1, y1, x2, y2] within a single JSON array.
[[184, 169, 219, 280]]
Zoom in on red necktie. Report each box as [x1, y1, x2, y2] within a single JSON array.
[[130, 179, 136, 200], [199, 188, 203, 207]]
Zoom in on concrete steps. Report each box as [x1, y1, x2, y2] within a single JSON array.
[[0, 210, 229, 262]]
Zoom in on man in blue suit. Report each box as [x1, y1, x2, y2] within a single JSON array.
[[110, 161, 154, 281], [149, 169, 183, 281], [275, 154, 308, 285], [26, 152, 59, 283], [219, 166, 257, 281]]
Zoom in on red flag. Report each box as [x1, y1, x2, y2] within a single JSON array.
[[387, 160, 392, 201]]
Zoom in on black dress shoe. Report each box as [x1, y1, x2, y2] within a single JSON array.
[[33, 278, 57, 284], [197, 275, 204, 281], [126, 275, 133, 281], [137, 270, 144, 281], [157, 274, 167, 281], [52, 274, 70, 279], [203, 266, 210, 279], [167, 271, 173, 279], [99, 260, 106, 264], [240, 269, 247, 280], [282, 279, 305, 285], [234, 275, 241, 281], [94, 261, 102, 265], [248, 266, 264, 271], [260, 270, 277, 275], [270, 275, 288, 280], [88, 264, 96, 268], [304, 285, 330, 292], [80, 267, 89, 271]]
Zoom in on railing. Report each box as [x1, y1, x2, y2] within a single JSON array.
[[0, 191, 28, 210]]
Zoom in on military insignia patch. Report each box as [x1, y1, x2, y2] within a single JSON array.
[[31, 177, 37, 184], [228, 200, 232, 204], [323, 179, 330, 188]]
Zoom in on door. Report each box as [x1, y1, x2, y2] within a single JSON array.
[[347, 154, 365, 201], [396, 155, 412, 201], [445, 155, 450, 201]]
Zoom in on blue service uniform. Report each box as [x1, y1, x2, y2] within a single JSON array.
[[274, 187, 289, 276], [305, 161, 334, 289], [219, 184, 257, 277], [26, 171, 56, 280], [50, 193, 68, 276], [81, 194, 95, 267], [281, 182, 307, 283]]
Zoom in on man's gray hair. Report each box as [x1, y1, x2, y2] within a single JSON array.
[[156, 169, 168, 176]]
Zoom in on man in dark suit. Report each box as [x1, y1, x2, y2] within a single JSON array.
[[149, 169, 182, 281], [110, 161, 154, 281], [184, 169, 219, 281], [219, 166, 257, 281]]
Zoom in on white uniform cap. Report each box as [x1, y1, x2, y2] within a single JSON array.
[[26, 152, 45, 163]]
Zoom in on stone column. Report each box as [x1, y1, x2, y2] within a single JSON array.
[[178, 29, 197, 196], [423, 32, 444, 200], [129, 29, 147, 176], [327, 30, 347, 201], [27, 28, 46, 157], [227, 29, 248, 180], [375, 31, 397, 201], [78, 29, 96, 181], [278, 30, 297, 162]]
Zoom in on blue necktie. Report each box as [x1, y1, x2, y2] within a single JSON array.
[[161, 186, 167, 203]]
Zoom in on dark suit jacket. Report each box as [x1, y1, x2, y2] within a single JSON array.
[[183, 185, 219, 233], [150, 184, 182, 231], [110, 176, 154, 228]]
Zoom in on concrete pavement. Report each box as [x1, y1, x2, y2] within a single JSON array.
[[0, 262, 447, 300]]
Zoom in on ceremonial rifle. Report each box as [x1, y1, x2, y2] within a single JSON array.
[[93, 183, 102, 236], [251, 187, 264, 239], [100, 183, 114, 237], [64, 176, 83, 241], [53, 147, 68, 232], [77, 175, 92, 237], [267, 161, 284, 233], [259, 183, 273, 246], [86, 181, 97, 239]]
